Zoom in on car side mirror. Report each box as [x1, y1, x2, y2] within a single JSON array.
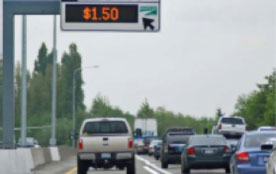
[[261, 144, 273, 152]]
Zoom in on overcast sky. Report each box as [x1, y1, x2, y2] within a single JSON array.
[[2, 0, 274, 117]]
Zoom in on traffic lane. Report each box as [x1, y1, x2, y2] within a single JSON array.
[[33, 156, 76, 174], [76, 157, 152, 174], [139, 155, 226, 174], [33, 155, 154, 174], [85, 160, 152, 174]]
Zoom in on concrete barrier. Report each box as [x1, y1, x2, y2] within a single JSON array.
[[31, 148, 46, 168], [43, 147, 52, 163], [58, 146, 76, 161], [50, 146, 60, 161], [0, 146, 75, 173], [0, 148, 34, 174]]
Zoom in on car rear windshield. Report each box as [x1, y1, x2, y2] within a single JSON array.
[[167, 135, 192, 144], [245, 133, 276, 148], [82, 121, 128, 135], [190, 136, 227, 146], [221, 118, 244, 124]]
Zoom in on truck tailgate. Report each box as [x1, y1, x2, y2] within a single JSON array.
[[222, 124, 245, 133], [81, 136, 131, 152]]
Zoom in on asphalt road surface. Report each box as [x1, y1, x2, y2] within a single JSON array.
[[33, 155, 226, 174]]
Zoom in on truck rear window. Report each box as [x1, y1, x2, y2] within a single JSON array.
[[83, 121, 128, 135], [190, 136, 227, 146], [221, 118, 244, 124]]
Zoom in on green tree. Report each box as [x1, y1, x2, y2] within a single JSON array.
[[34, 43, 51, 75], [90, 95, 135, 129], [59, 43, 84, 117], [234, 72, 276, 129], [137, 99, 154, 118]]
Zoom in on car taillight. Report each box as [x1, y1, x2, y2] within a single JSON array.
[[236, 152, 249, 162], [218, 124, 222, 130], [128, 138, 133, 148], [187, 147, 195, 155], [78, 139, 83, 150], [223, 146, 228, 153]]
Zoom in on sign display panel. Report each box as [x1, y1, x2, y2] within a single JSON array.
[[61, 0, 160, 31]]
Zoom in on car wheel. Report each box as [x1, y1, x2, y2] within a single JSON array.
[[77, 158, 89, 174], [161, 159, 168, 169], [127, 160, 135, 174], [225, 166, 230, 174], [182, 166, 190, 174]]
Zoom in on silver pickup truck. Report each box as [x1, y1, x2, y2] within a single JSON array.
[[77, 118, 135, 174]]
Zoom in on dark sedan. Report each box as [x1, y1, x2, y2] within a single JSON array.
[[229, 131, 276, 174], [181, 135, 232, 174]]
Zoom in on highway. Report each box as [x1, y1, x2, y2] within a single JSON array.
[[33, 155, 226, 174]]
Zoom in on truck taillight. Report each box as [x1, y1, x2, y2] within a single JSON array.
[[78, 139, 83, 150], [128, 138, 133, 148], [236, 152, 249, 162]]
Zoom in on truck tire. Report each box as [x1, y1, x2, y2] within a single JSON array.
[[77, 158, 89, 174], [127, 160, 135, 174]]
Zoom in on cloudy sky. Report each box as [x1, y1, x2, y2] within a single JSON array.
[[2, 0, 275, 117]]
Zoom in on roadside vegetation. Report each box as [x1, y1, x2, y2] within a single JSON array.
[[0, 43, 274, 146]]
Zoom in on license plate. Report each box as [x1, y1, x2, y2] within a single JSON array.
[[204, 149, 214, 154], [263, 157, 269, 163], [101, 153, 111, 159]]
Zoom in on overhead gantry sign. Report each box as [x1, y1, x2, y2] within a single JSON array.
[[61, 0, 160, 31]]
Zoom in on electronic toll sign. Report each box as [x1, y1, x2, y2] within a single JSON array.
[[61, 0, 160, 31]]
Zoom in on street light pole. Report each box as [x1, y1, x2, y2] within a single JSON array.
[[72, 65, 99, 147], [50, 15, 57, 146]]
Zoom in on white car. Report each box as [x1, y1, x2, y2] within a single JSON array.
[[257, 126, 276, 132], [213, 116, 246, 138], [148, 139, 162, 156]]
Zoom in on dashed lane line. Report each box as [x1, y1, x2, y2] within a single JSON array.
[[65, 167, 77, 174], [144, 166, 160, 174], [136, 155, 172, 174]]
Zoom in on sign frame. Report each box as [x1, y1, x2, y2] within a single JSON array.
[[60, 0, 161, 32]]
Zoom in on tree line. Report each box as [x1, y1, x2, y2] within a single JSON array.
[[0, 43, 275, 146]]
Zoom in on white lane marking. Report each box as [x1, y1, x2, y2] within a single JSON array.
[[144, 166, 160, 174], [136, 155, 172, 174]]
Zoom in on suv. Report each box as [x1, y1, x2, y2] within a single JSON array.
[[213, 116, 246, 138], [161, 128, 195, 168], [77, 118, 135, 174]]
